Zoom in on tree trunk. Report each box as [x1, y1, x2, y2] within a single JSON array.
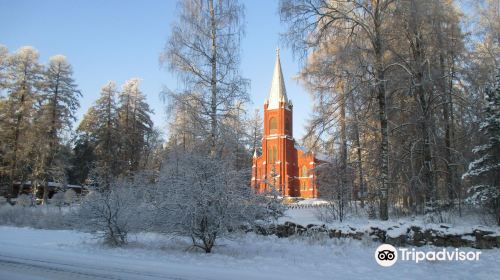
[[9, 82, 27, 201], [349, 93, 366, 208], [209, 0, 218, 157], [43, 71, 60, 204], [435, 11, 454, 203], [374, 30, 389, 220], [409, 0, 436, 210], [339, 84, 348, 218]]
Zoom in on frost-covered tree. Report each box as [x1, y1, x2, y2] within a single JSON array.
[[0, 46, 43, 201], [463, 71, 500, 225], [0, 44, 8, 90], [165, 91, 205, 151], [161, 0, 249, 156], [0, 45, 9, 193], [34, 55, 81, 203], [316, 155, 353, 223], [153, 149, 264, 253], [470, 0, 500, 85], [247, 109, 263, 158], [117, 78, 153, 174], [263, 187, 286, 224], [219, 101, 249, 169], [77, 79, 156, 185], [280, 0, 395, 220], [78, 81, 119, 188]]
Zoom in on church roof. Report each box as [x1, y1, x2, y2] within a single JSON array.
[[267, 48, 289, 109]]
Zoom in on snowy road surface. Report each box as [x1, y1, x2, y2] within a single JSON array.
[[0, 253, 201, 280], [0, 226, 499, 280]]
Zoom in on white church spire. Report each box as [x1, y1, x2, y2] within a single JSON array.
[[267, 48, 289, 109]]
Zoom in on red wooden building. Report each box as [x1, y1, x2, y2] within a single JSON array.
[[251, 50, 322, 198]]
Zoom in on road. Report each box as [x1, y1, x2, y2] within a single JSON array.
[[0, 229, 272, 280], [0, 253, 201, 280]]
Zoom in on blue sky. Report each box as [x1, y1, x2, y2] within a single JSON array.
[[0, 0, 313, 140]]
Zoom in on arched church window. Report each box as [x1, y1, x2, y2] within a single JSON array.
[[273, 146, 277, 163], [301, 165, 308, 177], [268, 145, 277, 163], [269, 117, 277, 134], [285, 117, 291, 132]]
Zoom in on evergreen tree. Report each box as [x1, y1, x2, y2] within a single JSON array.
[[78, 81, 119, 188], [0, 46, 43, 200], [463, 70, 500, 225], [117, 78, 153, 174], [34, 55, 81, 203], [67, 134, 96, 185]]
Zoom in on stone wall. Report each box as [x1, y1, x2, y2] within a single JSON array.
[[254, 221, 500, 249]]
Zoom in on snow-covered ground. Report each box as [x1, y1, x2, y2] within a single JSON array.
[[281, 202, 500, 237], [0, 226, 499, 280]]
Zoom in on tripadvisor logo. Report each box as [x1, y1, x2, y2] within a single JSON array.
[[375, 244, 398, 267], [375, 244, 482, 267]]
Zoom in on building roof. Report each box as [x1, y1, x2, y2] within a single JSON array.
[[267, 48, 289, 109]]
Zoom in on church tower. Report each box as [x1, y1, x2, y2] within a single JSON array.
[[252, 49, 320, 198], [262, 48, 294, 195]]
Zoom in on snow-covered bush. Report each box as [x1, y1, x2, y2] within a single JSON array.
[[315, 202, 338, 223], [263, 188, 286, 223], [0, 204, 71, 229], [64, 189, 77, 204], [16, 194, 32, 207], [153, 151, 265, 253], [77, 180, 149, 247], [50, 192, 65, 209], [0, 196, 7, 206]]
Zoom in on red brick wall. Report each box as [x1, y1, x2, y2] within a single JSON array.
[[251, 101, 319, 198]]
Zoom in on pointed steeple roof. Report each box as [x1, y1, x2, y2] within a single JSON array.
[[267, 48, 288, 109]]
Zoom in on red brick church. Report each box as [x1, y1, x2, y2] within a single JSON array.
[[251, 50, 322, 198]]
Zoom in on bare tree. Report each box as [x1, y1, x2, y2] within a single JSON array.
[[161, 0, 249, 156], [248, 109, 263, 155], [153, 149, 264, 253], [280, 0, 395, 219]]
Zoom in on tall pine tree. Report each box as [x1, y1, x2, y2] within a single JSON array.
[[33, 55, 81, 203], [463, 70, 500, 225], [78, 81, 119, 188], [117, 78, 153, 174], [0, 46, 43, 200]]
